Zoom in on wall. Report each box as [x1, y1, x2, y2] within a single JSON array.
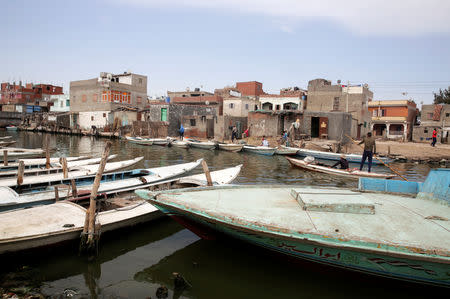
[[248, 111, 281, 137], [302, 111, 352, 141], [78, 111, 110, 129], [167, 104, 217, 137], [259, 95, 304, 111], [223, 98, 257, 117], [236, 81, 264, 96], [50, 94, 70, 112]]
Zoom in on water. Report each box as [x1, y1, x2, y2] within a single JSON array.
[[0, 131, 444, 298]]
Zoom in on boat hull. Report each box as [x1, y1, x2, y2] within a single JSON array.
[[243, 146, 276, 156], [188, 143, 216, 150], [275, 146, 299, 155], [218, 144, 243, 152], [296, 149, 391, 165], [154, 204, 450, 287]]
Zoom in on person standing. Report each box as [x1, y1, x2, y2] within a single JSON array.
[[282, 130, 289, 146], [261, 136, 269, 147], [358, 132, 376, 172], [231, 126, 237, 143], [179, 124, 185, 140], [431, 128, 437, 147]]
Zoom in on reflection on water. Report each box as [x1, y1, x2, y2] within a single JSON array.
[[0, 131, 443, 298]]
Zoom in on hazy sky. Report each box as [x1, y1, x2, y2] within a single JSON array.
[[2, 0, 450, 105]]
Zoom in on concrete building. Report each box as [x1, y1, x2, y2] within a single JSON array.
[[368, 100, 418, 140], [70, 71, 147, 129], [167, 88, 213, 99], [307, 79, 372, 139], [413, 104, 450, 144], [50, 94, 70, 112], [1, 82, 63, 109]]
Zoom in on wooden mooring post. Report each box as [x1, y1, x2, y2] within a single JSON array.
[[17, 161, 25, 186], [60, 157, 68, 179], [3, 150, 8, 166], [79, 141, 112, 254], [45, 135, 50, 169], [71, 179, 78, 198], [201, 160, 213, 186]]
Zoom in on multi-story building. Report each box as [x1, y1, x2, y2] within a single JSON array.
[[259, 87, 306, 112], [307, 78, 372, 139], [0, 82, 63, 108], [50, 94, 70, 112], [70, 71, 147, 130], [367, 100, 417, 140], [413, 104, 450, 143]]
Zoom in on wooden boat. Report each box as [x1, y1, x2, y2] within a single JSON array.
[[0, 156, 90, 170], [5, 126, 18, 131], [218, 143, 244, 152], [186, 139, 216, 150], [275, 145, 299, 155], [1, 147, 45, 159], [0, 159, 204, 211], [0, 136, 12, 140], [243, 145, 276, 156], [296, 148, 391, 165], [0, 164, 241, 254], [136, 168, 450, 287], [171, 140, 190, 149], [0, 155, 117, 178], [286, 157, 397, 179], [151, 138, 171, 146], [0, 140, 16, 147], [126, 136, 153, 146], [0, 157, 143, 189]]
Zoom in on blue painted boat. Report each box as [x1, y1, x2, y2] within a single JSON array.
[[296, 148, 391, 165], [136, 169, 450, 287]]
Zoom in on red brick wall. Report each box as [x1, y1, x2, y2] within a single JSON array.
[[236, 81, 264, 96]]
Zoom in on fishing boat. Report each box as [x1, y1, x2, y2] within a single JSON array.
[[0, 136, 12, 140], [5, 125, 18, 131], [0, 156, 90, 170], [126, 136, 154, 146], [286, 157, 397, 179], [186, 139, 216, 150], [0, 157, 143, 189], [0, 164, 242, 254], [136, 168, 450, 287], [0, 155, 117, 178], [275, 145, 299, 155], [0, 140, 16, 147], [296, 148, 391, 165], [0, 159, 205, 211], [171, 140, 190, 149], [1, 147, 45, 159], [150, 138, 171, 146], [218, 143, 244, 152], [243, 145, 276, 156]]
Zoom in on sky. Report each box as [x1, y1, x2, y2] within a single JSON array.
[[2, 0, 450, 105]]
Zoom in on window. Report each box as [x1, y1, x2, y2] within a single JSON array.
[[372, 110, 377, 117], [190, 119, 196, 126], [333, 97, 340, 110], [276, 105, 280, 110], [82, 95, 87, 102], [424, 129, 428, 134], [428, 113, 433, 120], [103, 113, 106, 118], [60, 102, 63, 107], [446, 113, 449, 117], [381, 109, 386, 116], [201, 116, 206, 122], [91, 116, 94, 121], [92, 94, 98, 102], [161, 108, 167, 121], [139, 78, 142, 84], [137, 96, 142, 104], [245, 104, 249, 110], [66, 99, 70, 107], [229, 103, 234, 109]]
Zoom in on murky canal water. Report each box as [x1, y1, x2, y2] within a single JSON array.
[[0, 131, 445, 298]]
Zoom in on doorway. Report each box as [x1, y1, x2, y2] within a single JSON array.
[[207, 119, 214, 138], [311, 117, 320, 138]]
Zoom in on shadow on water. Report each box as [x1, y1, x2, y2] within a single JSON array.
[[0, 131, 444, 298]]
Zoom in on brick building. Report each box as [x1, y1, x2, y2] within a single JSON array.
[[0, 82, 63, 108], [368, 100, 418, 140], [235, 81, 265, 97], [307, 78, 372, 139]]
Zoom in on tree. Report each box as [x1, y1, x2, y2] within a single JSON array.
[[433, 86, 450, 104]]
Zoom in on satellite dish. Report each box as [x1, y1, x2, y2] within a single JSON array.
[[205, 101, 210, 105]]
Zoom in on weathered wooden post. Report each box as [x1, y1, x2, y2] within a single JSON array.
[[388, 145, 391, 155], [71, 179, 78, 198], [61, 157, 68, 179], [3, 150, 8, 166], [54, 186, 59, 201], [201, 160, 213, 186], [17, 161, 25, 186], [80, 141, 112, 254], [45, 134, 50, 169]]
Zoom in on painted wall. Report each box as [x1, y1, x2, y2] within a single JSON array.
[[78, 111, 110, 130]]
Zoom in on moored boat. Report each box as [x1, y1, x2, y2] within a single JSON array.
[[275, 145, 299, 155], [296, 148, 391, 165], [243, 145, 276, 156], [126, 136, 153, 146], [171, 140, 190, 149], [218, 143, 244, 152], [151, 138, 171, 146], [5, 125, 18, 131], [1, 147, 45, 159], [186, 139, 216, 150], [0, 164, 241, 254], [0, 156, 90, 170], [136, 168, 450, 287], [286, 157, 397, 179], [0, 140, 16, 147]]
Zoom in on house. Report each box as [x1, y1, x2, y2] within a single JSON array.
[[50, 94, 70, 112], [70, 71, 147, 130], [367, 100, 418, 140], [1, 81, 63, 111], [307, 79, 372, 139], [413, 104, 450, 144]]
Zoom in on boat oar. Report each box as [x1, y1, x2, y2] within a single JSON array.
[[345, 134, 408, 181]]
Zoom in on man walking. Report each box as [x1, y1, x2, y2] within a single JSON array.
[[431, 128, 437, 147], [358, 132, 376, 172]]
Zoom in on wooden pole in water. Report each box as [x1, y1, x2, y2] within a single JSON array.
[[45, 135, 50, 169], [345, 134, 408, 181], [17, 161, 25, 186], [61, 157, 68, 179], [201, 160, 213, 186], [71, 179, 78, 198], [82, 141, 112, 252], [54, 186, 59, 201], [3, 150, 8, 166]]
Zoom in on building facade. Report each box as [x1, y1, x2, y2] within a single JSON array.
[[307, 79, 372, 139], [50, 94, 70, 112], [413, 104, 450, 144], [368, 100, 417, 140], [1, 82, 63, 109]]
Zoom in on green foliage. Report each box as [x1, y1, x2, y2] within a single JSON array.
[[433, 86, 450, 104]]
